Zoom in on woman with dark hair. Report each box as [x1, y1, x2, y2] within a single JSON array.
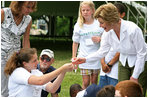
[[1, 1, 37, 96]]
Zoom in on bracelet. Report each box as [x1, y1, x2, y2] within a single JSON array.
[[107, 63, 112, 68]]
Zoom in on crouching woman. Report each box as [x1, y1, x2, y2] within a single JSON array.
[[4, 48, 73, 97]]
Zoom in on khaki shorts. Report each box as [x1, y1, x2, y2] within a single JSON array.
[[80, 69, 100, 75]]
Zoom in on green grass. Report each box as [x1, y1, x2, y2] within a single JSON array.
[[48, 50, 82, 97]]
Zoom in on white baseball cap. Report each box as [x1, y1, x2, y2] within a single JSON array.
[[40, 49, 54, 58]]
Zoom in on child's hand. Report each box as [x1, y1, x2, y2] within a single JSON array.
[[92, 36, 101, 43], [102, 63, 111, 73]]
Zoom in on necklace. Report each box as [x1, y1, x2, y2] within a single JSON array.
[[14, 15, 23, 25]]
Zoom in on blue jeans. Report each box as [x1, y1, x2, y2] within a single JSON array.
[[98, 75, 118, 88]]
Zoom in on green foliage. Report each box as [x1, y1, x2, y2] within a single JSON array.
[[56, 16, 70, 36]]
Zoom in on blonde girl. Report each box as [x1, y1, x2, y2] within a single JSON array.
[[72, 1, 104, 89]]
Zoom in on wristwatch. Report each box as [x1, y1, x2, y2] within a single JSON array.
[[107, 63, 112, 68]]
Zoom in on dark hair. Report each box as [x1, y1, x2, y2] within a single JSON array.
[[114, 2, 126, 14], [4, 48, 37, 76], [96, 85, 115, 97], [70, 84, 83, 97]]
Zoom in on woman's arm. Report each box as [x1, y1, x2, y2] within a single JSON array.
[[22, 20, 32, 48], [72, 32, 111, 65], [28, 63, 73, 85], [131, 27, 147, 80], [1, 9, 4, 23], [45, 71, 66, 93]]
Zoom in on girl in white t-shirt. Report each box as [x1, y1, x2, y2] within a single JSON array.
[[72, 1, 104, 89], [4, 48, 74, 97]]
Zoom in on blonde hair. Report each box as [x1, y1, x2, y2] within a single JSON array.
[[9, 1, 37, 16], [77, 1, 95, 28], [4, 48, 37, 76], [94, 3, 120, 25]]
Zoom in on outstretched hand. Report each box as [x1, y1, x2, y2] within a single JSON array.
[[63, 63, 74, 72], [72, 57, 86, 65]]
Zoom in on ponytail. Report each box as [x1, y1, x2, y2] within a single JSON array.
[[4, 48, 37, 76], [4, 52, 23, 76]]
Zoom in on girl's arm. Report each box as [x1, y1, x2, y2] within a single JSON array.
[[72, 42, 79, 58], [45, 71, 66, 93], [28, 63, 73, 85], [107, 52, 120, 66], [22, 20, 32, 48]]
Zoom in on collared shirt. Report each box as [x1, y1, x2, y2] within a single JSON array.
[[86, 19, 147, 79]]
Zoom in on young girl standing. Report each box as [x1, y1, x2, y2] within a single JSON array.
[[72, 1, 104, 89]]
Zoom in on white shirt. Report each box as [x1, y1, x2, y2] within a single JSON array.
[[86, 19, 147, 79], [76, 89, 86, 97], [100, 48, 119, 79], [8, 68, 46, 97], [72, 19, 104, 69]]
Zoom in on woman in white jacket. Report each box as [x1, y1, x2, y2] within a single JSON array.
[[73, 3, 147, 96]]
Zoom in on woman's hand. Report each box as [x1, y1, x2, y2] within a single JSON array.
[[71, 57, 78, 69], [130, 76, 138, 83], [72, 57, 86, 65]]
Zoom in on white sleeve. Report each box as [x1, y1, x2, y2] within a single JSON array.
[[11, 68, 32, 85], [132, 27, 147, 79], [72, 23, 80, 43], [86, 31, 111, 62]]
